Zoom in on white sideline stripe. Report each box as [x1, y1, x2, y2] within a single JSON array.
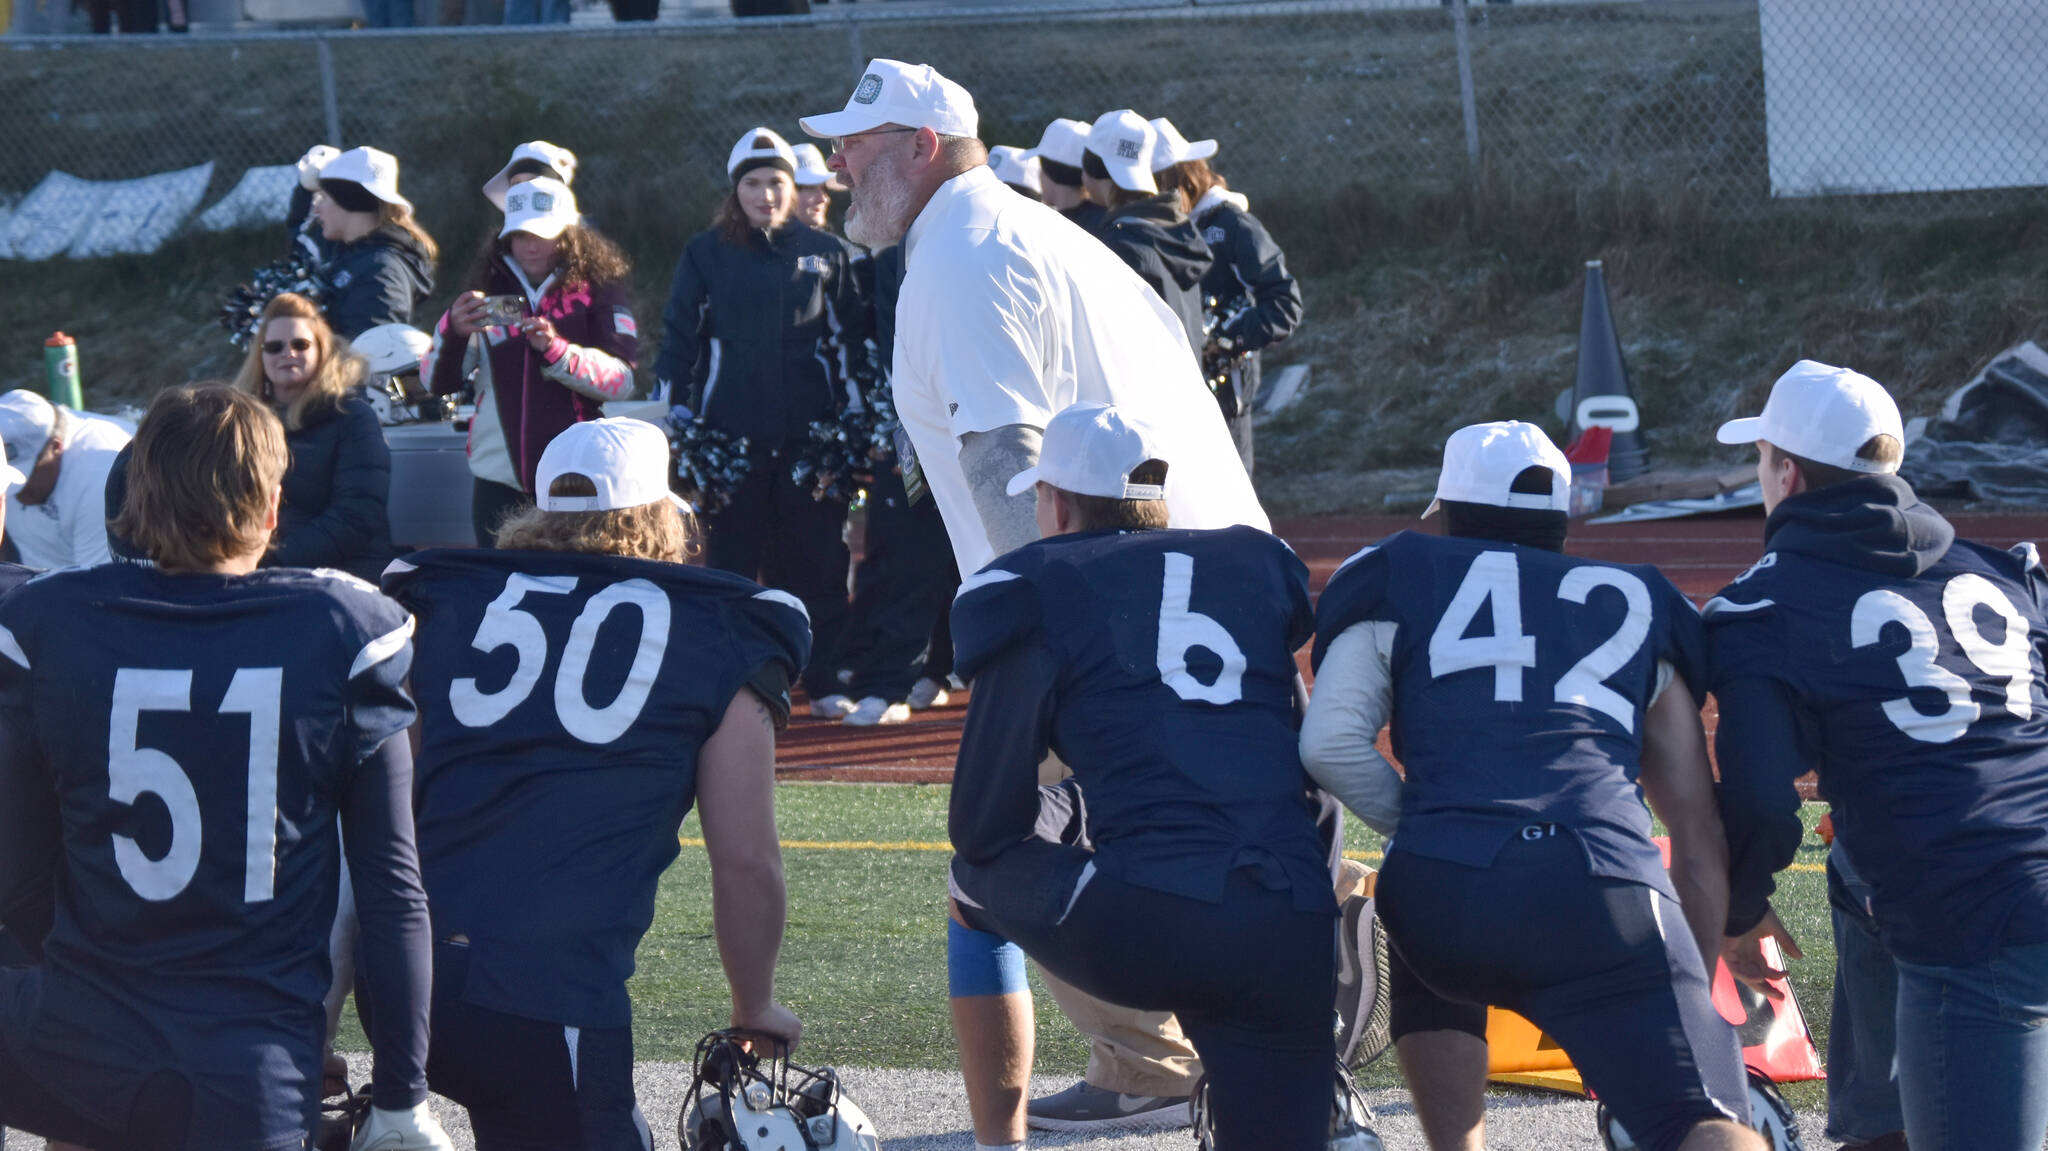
[[1700, 595, 1774, 618], [0, 623, 26, 669], [350, 618, 416, 680]]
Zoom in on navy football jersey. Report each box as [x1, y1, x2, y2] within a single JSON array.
[[951, 526, 1332, 911], [1707, 539, 2048, 965], [0, 562, 415, 1138], [1312, 531, 1706, 895], [0, 562, 31, 599], [384, 549, 810, 1028]]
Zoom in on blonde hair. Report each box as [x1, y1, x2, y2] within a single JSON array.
[[493, 472, 698, 563], [112, 385, 287, 573], [233, 293, 369, 431]]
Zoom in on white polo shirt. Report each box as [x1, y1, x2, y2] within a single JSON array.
[[894, 164, 1268, 575], [4, 409, 131, 571]]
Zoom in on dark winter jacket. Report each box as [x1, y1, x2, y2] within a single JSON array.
[[654, 223, 870, 451], [1060, 201, 1107, 235], [1095, 193, 1213, 357], [287, 188, 435, 339], [426, 256, 639, 495], [265, 391, 395, 582], [1192, 190, 1303, 353]]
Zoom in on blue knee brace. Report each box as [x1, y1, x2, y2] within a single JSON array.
[[948, 918, 1027, 997]]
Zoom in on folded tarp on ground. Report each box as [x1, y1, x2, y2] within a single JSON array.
[[197, 165, 299, 232], [1902, 342, 2048, 506], [0, 163, 214, 260]]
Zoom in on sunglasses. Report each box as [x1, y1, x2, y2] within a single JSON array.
[[263, 338, 314, 355]]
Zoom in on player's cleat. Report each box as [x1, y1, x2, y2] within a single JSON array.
[[1334, 893, 1392, 1068], [1598, 1068, 1806, 1151], [1191, 1062, 1384, 1150], [680, 1030, 880, 1151], [809, 693, 858, 719], [842, 697, 911, 726], [1026, 1081, 1192, 1131], [907, 676, 951, 710], [350, 1102, 455, 1151]]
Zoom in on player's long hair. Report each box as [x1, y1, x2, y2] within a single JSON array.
[[494, 472, 699, 563], [1160, 158, 1227, 215], [112, 385, 287, 574], [232, 294, 368, 432]]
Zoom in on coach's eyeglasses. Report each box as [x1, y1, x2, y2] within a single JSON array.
[[830, 128, 917, 156], [263, 338, 315, 355]]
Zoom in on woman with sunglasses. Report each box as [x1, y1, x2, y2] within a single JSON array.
[[233, 292, 395, 581]]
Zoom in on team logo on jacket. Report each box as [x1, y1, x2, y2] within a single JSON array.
[[613, 307, 638, 337], [332, 269, 353, 288], [1203, 226, 1226, 245], [1116, 138, 1142, 160], [854, 75, 884, 104], [796, 254, 830, 276]]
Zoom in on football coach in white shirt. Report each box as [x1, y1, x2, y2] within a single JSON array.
[[804, 60, 1270, 1132]]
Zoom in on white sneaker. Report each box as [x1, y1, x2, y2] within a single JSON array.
[[809, 694, 858, 719], [842, 697, 911, 726], [907, 676, 951, 710]]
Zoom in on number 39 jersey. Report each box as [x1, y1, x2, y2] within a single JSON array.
[[383, 548, 810, 1029], [0, 564, 415, 1046], [1311, 530, 1706, 895]]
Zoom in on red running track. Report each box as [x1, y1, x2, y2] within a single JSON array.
[[776, 512, 2048, 784]]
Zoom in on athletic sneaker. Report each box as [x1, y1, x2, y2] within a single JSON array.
[[842, 697, 911, 727], [907, 676, 950, 710], [1335, 893, 1392, 1068], [809, 693, 858, 719], [1026, 1081, 1191, 1131]]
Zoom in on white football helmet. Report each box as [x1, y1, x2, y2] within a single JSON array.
[[1597, 1069, 1805, 1151], [678, 1031, 880, 1151], [1192, 1060, 1384, 1151], [350, 323, 432, 379]]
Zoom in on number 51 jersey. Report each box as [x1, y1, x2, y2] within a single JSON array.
[[383, 549, 810, 1029], [1311, 530, 1707, 897]]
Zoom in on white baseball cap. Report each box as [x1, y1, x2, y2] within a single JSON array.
[[987, 146, 1043, 196], [498, 177, 580, 240], [1425, 420, 1571, 518], [535, 418, 686, 513], [799, 58, 979, 141], [1086, 110, 1158, 194], [790, 142, 844, 189], [1029, 118, 1092, 169], [483, 140, 578, 210], [727, 126, 798, 182], [0, 390, 58, 482], [1716, 360, 1904, 474], [1148, 117, 1217, 172], [319, 146, 411, 213], [1005, 402, 1168, 501]]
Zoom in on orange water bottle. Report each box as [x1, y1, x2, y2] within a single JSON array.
[[43, 332, 82, 410]]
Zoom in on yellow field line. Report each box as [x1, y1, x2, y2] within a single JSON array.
[[682, 838, 1825, 873]]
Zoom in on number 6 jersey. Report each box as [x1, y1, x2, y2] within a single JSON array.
[[1310, 530, 1707, 898], [383, 548, 810, 1029]]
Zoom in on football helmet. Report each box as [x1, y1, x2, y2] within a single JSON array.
[[1191, 1060, 1384, 1151], [678, 1030, 880, 1151], [1597, 1069, 1805, 1151]]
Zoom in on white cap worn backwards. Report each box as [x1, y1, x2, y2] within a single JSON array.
[[1029, 118, 1093, 168], [535, 418, 688, 513], [1426, 420, 1572, 518], [1148, 117, 1217, 172], [483, 140, 578, 210], [498, 177, 580, 240], [987, 145, 1043, 195], [1086, 110, 1158, 194], [799, 59, 979, 141], [0, 390, 58, 480], [726, 126, 798, 181], [1006, 402, 1169, 501], [790, 142, 844, 189], [320, 146, 411, 213], [1716, 359, 1904, 474]]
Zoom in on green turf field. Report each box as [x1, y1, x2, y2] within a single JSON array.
[[348, 782, 1837, 1104]]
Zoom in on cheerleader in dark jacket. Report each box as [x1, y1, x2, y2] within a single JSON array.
[[654, 127, 870, 712], [1155, 119, 1303, 476], [287, 145, 438, 339], [425, 177, 639, 546]]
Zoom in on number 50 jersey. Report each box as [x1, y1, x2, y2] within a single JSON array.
[[1311, 530, 1706, 897], [383, 549, 809, 1029]]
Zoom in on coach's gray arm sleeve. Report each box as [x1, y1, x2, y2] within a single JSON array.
[[958, 424, 1044, 560], [1299, 621, 1403, 838]]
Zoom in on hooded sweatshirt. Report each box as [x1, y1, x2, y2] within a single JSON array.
[[1095, 193, 1213, 359], [1706, 475, 2048, 965], [322, 224, 436, 339]]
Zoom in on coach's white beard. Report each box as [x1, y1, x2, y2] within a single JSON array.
[[846, 158, 916, 249]]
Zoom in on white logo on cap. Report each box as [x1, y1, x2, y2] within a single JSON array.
[[854, 74, 883, 104], [507, 192, 526, 212], [533, 191, 554, 212], [1116, 138, 1141, 160]]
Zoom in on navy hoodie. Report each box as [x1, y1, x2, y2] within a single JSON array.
[[1706, 475, 2048, 964], [1095, 193, 1212, 360]]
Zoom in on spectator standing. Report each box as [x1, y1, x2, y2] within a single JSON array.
[[655, 127, 868, 713], [1822, 838, 1907, 1151], [986, 145, 1043, 201], [609, 0, 659, 17], [233, 293, 396, 581], [363, 0, 415, 25], [503, 0, 569, 21], [1029, 118, 1105, 232], [482, 140, 578, 210], [290, 146, 439, 339], [1155, 118, 1302, 475], [427, 177, 638, 546], [791, 142, 847, 233], [1083, 111, 1212, 360], [79, 0, 185, 32], [0, 390, 130, 571]]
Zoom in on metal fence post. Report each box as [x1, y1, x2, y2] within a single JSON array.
[[1450, 0, 1482, 216], [317, 35, 343, 148]]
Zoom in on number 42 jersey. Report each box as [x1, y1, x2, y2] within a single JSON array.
[[1311, 530, 1707, 897]]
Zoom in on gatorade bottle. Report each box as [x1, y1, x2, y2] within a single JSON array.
[[43, 332, 82, 410]]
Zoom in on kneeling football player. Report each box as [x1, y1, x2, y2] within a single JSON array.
[[944, 402, 1338, 1150], [382, 418, 808, 1150], [0, 385, 449, 1151], [1299, 421, 1761, 1151]]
